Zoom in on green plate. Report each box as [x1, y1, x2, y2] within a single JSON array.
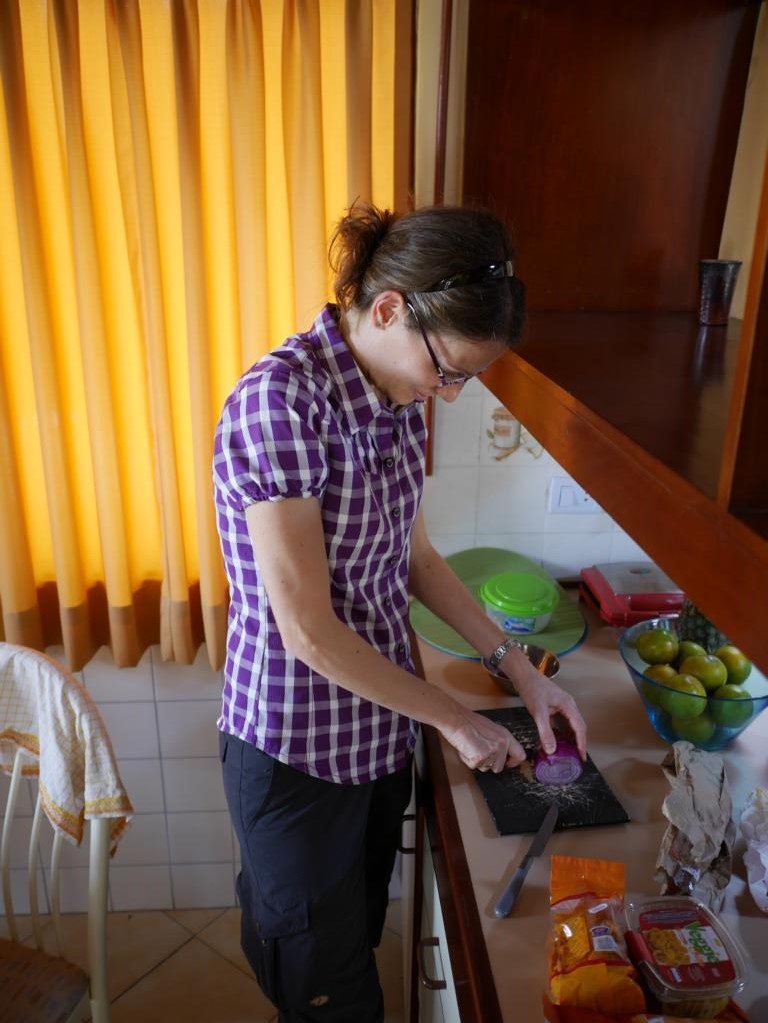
[[410, 547, 587, 659]]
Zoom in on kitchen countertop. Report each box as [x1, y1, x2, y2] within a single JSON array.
[[416, 601, 768, 1021]]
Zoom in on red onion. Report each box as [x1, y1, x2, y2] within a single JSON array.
[[533, 737, 583, 785]]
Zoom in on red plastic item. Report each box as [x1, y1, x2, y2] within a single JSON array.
[[579, 562, 684, 627]]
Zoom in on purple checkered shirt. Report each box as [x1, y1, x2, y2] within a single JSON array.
[[213, 305, 427, 784]]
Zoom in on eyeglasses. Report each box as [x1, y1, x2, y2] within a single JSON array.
[[403, 260, 515, 388], [421, 259, 515, 293], [405, 300, 474, 388]]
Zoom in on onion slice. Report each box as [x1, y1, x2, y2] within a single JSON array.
[[533, 737, 583, 785]]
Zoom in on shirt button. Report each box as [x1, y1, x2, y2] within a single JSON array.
[[384, 456, 395, 468], [393, 507, 401, 518], [389, 556, 397, 566], [384, 596, 392, 607], [397, 643, 406, 654]]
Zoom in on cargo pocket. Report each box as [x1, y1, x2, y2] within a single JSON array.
[[235, 872, 293, 1007], [253, 896, 311, 1009]]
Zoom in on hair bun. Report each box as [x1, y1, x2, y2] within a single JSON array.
[[329, 202, 396, 310]]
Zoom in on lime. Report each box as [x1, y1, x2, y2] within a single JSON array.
[[671, 712, 716, 744], [641, 665, 676, 706], [678, 654, 728, 693], [713, 645, 752, 686], [675, 641, 706, 667], [636, 628, 679, 665], [709, 685, 753, 728], [658, 673, 707, 719], [644, 664, 677, 683]]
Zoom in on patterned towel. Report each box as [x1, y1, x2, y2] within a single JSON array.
[[0, 643, 132, 854]]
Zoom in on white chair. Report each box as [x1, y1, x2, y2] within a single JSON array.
[[0, 643, 132, 1023]]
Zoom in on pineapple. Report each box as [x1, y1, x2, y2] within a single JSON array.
[[677, 599, 729, 653]]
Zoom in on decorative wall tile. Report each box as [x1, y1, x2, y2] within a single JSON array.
[[479, 390, 548, 467]]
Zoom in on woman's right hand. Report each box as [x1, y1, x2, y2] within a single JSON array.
[[441, 707, 525, 773]]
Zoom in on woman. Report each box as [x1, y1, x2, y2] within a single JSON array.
[[213, 203, 586, 1022]]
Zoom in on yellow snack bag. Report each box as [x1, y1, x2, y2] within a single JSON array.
[[548, 855, 646, 1015]]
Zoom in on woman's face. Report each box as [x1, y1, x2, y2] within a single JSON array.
[[360, 292, 508, 407]]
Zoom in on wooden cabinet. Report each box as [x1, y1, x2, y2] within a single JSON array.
[[417, 830, 461, 1023], [463, 1, 759, 314], [406, 728, 504, 1023], [462, 1, 768, 667]]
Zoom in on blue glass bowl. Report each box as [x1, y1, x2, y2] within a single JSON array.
[[619, 617, 768, 751]]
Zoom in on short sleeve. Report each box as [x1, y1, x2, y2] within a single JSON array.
[[213, 367, 329, 511]]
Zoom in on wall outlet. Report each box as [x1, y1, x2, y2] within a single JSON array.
[[548, 475, 603, 514]]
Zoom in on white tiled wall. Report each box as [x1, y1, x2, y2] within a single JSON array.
[[2, 381, 654, 915], [16, 642, 240, 915], [425, 378, 653, 578]]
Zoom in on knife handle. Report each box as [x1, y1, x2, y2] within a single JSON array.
[[494, 855, 532, 918]]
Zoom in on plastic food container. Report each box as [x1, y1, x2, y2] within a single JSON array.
[[624, 896, 748, 1018], [479, 572, 559, 635]]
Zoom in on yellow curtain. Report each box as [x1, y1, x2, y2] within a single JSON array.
[[0, 0, 413, 671]]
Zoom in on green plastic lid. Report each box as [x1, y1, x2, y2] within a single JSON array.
[[479, 572, 559, 616]]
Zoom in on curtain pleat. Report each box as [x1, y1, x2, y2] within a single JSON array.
[[0, 0, 413, 673], [0, 42, 44, 652]]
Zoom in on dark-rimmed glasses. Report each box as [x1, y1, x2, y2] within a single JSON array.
[[404, 259, 515, 388], [405, 300, 474, 389]]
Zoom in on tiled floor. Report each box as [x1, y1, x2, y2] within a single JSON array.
[[2, 900, 405, 1022]]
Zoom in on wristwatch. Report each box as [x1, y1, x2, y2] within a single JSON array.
[[487, 636, 522, 671]]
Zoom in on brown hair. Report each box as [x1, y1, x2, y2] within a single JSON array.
[[329, 201, 526, 347]]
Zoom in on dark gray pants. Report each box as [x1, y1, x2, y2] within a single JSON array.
[[220, 733, 412, 1022]]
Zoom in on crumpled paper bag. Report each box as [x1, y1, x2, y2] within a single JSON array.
[[740, 786, 768, 912], [654, 741, 735, 910]]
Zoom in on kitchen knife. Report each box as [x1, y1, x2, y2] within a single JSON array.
[[494, 802, 559, 918]]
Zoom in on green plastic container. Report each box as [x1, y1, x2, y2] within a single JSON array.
[[479, 571, 559, 635]]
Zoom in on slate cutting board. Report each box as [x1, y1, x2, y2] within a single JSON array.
[[474, 707, 630, 835], [409, 547, 587, 659]]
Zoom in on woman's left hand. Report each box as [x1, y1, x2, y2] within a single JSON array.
[[502, 652, 587, 760]]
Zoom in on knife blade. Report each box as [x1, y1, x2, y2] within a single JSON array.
[[494, 802, 559, 918]]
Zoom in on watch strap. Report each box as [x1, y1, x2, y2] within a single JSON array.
[[488, 637, 522, 671]]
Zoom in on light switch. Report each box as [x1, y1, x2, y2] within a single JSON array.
[[547, 475, 603, 514]]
